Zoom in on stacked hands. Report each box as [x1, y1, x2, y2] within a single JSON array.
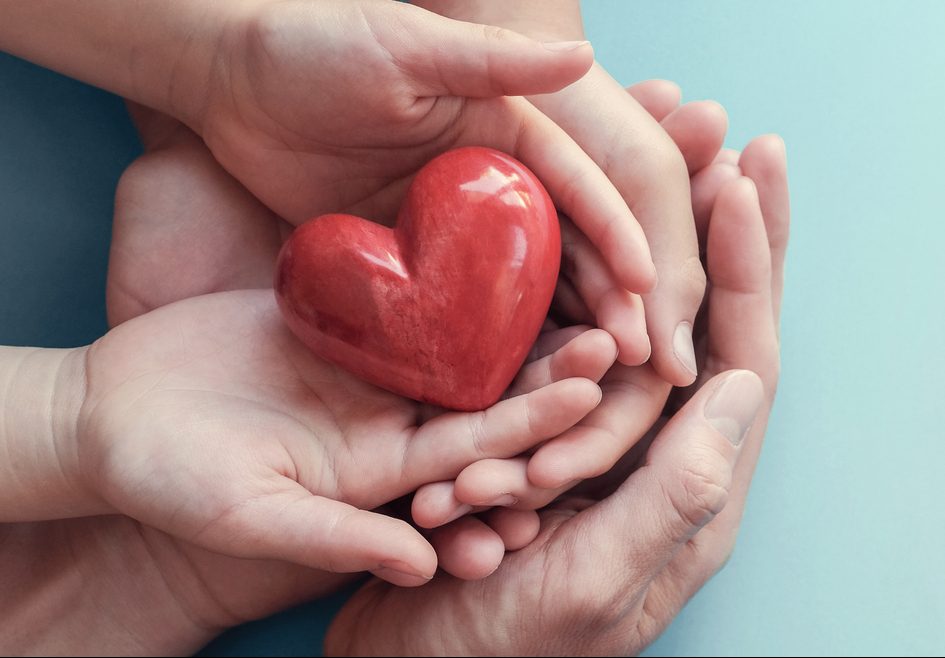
[[0, 0, 789, 655]]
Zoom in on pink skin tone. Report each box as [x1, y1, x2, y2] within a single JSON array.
[[323, 137, 788, 656], [415, 0, 717, 388], [1, 0, 664, 367], [107, 80, 743, 582], [0, 131, 785, 654]]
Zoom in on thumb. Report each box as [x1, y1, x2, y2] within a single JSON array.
[[593, 370, 765, 580], [393, 4, 594, 97], [195, 480, 437, 588]]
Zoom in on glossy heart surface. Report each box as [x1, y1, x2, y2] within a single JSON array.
[[275, 147, 560, 410]]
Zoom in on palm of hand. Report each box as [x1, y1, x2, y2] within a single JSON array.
[[84, 290, 425, 523], [204, 2, 493, 224], [81, 287, 598, 588]]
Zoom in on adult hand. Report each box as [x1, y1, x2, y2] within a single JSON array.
[[324, 134, 789, 656]]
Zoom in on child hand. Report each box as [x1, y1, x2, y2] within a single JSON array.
[[75, 290, 603, 587]]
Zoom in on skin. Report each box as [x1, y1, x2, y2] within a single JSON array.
[[106, 80, 735, 580], [0, 124, 786, 658], [1, 0, 663, 356], [324, 137, 789, 656], [417, 0, 714, 387]]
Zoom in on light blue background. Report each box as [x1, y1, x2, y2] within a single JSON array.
[[1, 1, 942, 655]]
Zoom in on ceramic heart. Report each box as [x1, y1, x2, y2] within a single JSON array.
[[274, 147, 560, 411]]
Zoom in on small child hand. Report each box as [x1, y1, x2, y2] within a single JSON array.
[[77, 290, 603, 587]]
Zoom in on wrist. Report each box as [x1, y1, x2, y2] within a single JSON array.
[[0, 0, 256, 135], [0, 346, 109, 520]]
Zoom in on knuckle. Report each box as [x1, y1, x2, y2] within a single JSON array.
[[643, 137, 689, 180], [481, 24, 517, 44], [671, 449, 733, 530], [678, 255, 708, 304], [466, 412, 491, 458]]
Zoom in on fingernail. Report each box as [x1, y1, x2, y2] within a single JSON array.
[[542, 40, 590, 52], [673, 321, 698, 377], [704, 371, 764, 446], [375, 561, 433, 587], [482, 494, 518, 507]]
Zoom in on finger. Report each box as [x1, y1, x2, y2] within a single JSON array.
[[529, 68, 698, 385], [428, 515, 506, 580], [405, 377, 602, 487], [530, 325, 593, 360], [625, 79, 682, 121], [480, 507, 541, 551], [701, 174, 780, 513], [659, 100, 729, 174], [463, 96, 657, 292], [673, 175, 774, 413], [587, 370, 764, 583], [738, 135, 790, 322], [714, 148, 741, 166], [196, 482, 436, 588], [558, 219, 651, 365], [691, 162, 742, 245], [702, 177, 778, 382], [655, 168, 787, 606], [454, 455, 576, 512], [411, 480, 473, 529], [455, 456, 530, 507], [399, 4, 594, 98], [509, 328, 617, 396], [527, 364, 671, 489]]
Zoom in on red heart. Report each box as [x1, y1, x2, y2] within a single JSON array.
[[274, 147, 560, 411]]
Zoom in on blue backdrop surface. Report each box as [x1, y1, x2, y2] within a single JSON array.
[[0, 1, 942, 655]]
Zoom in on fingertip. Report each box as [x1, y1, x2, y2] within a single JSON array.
[[556, 376, 604, 410], [482, 508, 541, 551], [758, 133, 787, 156], [625, 79, 682, 120], [616, 258, 658, 296], [721, 176, 760, 209], [431, 518, 506, 580], [698, 98, 729, 127], [651, 355, 698, 388], [412, 485, 472, 529], [575, 327, 620, 375], [615, 332, 650, 367], [740, 134, 788, 171], [527, 439, 589, 489], [713, 149, 741, 166], [373, 564, 435, 588], [372, 527, 438, 586], [533, 40, 594, 90]]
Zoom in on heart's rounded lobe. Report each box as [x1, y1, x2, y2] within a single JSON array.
[[275, 147, 560, 411]]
